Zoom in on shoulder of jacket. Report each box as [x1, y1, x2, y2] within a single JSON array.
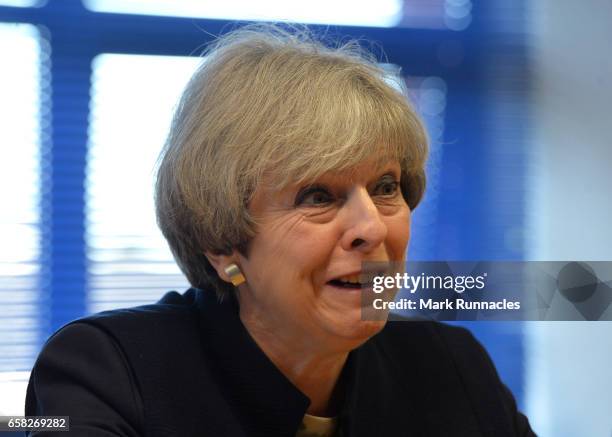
[[56, 290, 201, 355], [80, 289, 195, 323]]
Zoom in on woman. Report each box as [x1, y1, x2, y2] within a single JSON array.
[[25, 25, 535, 436]]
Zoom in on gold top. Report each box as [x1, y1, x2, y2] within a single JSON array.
[[295, 413, 339, 437]]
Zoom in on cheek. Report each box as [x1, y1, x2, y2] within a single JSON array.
[[284, 225, 341, 281], [250, 216, 339, 280], [386, 209, 411, 257]]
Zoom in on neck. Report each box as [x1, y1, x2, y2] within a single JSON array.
[[239, 310, 349, 416]]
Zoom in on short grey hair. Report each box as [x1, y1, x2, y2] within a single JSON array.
[[155, 24, 428, 296]]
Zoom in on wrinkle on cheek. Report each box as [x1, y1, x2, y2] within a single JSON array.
[[254, 210, 308, 257]]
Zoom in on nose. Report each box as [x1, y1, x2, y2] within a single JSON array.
[[340, 187, 387, 253]]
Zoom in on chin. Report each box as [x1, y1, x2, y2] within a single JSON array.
[[332, 318, 387, 348]]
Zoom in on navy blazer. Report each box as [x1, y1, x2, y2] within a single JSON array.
[[25, 288, 536, 436]]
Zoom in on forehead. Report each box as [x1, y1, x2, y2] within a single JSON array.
[[273, 157, 399, 186], [307, 159, 401, 184]]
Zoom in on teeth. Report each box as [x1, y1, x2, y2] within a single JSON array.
[[337, 274, 361, 284]]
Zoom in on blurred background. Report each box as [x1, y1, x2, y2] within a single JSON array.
[[0, 0, 610, 435]]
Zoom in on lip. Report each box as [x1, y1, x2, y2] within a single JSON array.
[[325, 273, 381, 291], [326, 266, 391, 285], [327, 270, 362, 282]]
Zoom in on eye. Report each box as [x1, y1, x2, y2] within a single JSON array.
[[294, 186, 334, 207], [373, 176, 400, 197]]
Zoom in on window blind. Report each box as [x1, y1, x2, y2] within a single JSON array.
[[82, 0, 471, 30], [86, 54, 198, 313], [83, 0, 404, 27], [0, 0, 41, 7], [404, 76, 446, 259], [0, 22, 47, 415]]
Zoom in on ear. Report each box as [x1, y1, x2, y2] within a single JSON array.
[[205, 251, 244, 285]]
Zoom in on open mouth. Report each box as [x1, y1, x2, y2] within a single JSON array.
[[326, 270, 388, 290], [327, 273, 374, 290]]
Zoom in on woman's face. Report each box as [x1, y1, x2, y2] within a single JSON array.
[[236, 159, 411, 351]]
